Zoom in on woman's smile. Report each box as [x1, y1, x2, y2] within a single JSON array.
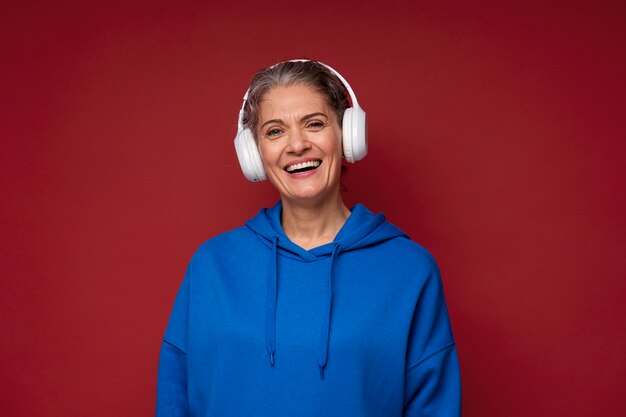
[[284, 158, 322, 174]]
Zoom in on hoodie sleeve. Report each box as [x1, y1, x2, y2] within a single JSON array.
[[156, 267, 190, 417], [403, 257, 461, 417]]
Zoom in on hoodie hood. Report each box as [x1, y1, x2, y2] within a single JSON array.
[[245, 201, 407, 377], [246, 201, 407, 259]]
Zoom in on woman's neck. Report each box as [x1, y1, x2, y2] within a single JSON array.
[[280, 195, 351, 251]]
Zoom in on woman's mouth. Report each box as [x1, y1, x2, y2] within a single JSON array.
[[284, 160, 322, 174]]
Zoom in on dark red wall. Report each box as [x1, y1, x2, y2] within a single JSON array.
[[1, 1, 624, 415]]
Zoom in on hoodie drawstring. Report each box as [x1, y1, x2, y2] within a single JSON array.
[[317, 243, 341, 378], [265, 236, 278, 366], [265, 238, 341, 379]]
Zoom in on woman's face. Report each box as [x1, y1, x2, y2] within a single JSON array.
[[257, 84, 343, 206]]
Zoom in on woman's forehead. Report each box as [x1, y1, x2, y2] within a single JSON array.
[[259, 85, 331, 120]]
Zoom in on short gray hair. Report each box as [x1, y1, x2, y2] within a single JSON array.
[[242, 60, 349, 141]]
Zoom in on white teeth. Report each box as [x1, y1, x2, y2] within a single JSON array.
[[285, 160, 321, 173]]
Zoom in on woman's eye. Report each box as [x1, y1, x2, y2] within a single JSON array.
[[265, 128, 283, 138], [306, 121, 325, 130]]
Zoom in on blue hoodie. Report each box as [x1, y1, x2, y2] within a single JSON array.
[[156, 202, 460, 417]]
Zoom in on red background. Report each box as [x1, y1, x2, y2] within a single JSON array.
[[1, 1, 625, 415]]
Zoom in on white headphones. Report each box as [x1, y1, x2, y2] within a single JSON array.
[[234, 60, 367, 182]]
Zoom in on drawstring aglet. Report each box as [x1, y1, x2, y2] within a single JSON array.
[[269, 352, 275, 366]]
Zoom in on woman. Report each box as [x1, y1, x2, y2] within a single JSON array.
[[156, 60, 461, 417]]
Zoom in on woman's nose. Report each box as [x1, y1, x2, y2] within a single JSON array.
[[287, 129, 311, 154]]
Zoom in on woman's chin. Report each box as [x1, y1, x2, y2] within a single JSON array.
[[279, 184, 339, 206]]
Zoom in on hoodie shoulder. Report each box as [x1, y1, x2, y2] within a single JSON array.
[[190, 225, 256, 263], [389, 235, 440, 271], [363, 216, 443, 285]]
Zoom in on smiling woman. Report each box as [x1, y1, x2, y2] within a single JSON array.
[[155, 60, 461, 417]]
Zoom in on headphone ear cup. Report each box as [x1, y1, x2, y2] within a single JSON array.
[[234, 128, 266, 182], [341, 107, 367, 163]]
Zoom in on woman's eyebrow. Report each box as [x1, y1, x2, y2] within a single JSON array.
[[260, 119, 283, 129], [260, 113, 328, 129], [300, 112, 327, 122]]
